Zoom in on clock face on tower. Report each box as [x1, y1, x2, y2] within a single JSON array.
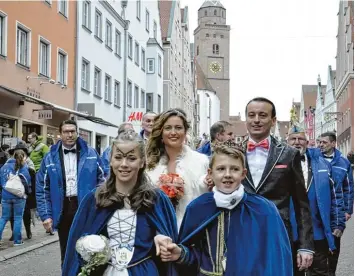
[[209, 61, 222, 73]]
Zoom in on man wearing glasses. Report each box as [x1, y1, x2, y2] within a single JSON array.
[[36, 119, 105, 267], [288, 126, 345, 275]]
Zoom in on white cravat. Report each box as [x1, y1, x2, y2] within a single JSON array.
[[213, 185, 245, 210], [62, 145, 78, 197], [301, 156, 308, 189], [246, 137, 270, 187]]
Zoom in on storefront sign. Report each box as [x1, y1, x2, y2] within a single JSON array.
[[26, 87, 41, 99], [127, 108, 145, 133], [38, 110, 52, 119], [77, 103, 95, 120]]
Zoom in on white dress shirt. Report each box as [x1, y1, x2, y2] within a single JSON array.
[[62, 145, 78, 197], [301, 155, 309, 189], [246, 136, 271, 188]]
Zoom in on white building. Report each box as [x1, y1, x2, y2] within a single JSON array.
[[76, 0, 164, 154]]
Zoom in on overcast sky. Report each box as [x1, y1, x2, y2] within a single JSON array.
[[179, 0, 340, 121]]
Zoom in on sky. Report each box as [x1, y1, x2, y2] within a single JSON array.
[[179, 0, 340, 121]]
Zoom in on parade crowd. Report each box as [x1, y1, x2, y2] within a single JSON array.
[[0, 97, 353, 276]]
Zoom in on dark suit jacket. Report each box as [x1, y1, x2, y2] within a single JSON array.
[[241, 136, 314, 251]]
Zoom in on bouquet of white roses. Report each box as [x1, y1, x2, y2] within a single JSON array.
[[75, 234, 111, 276]]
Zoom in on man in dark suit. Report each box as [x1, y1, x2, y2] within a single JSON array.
[[242, 97, 314, 272]]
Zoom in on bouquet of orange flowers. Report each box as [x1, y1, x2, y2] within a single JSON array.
[[158, 173, 184, 209]]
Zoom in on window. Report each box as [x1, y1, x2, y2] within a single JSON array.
[[147, 58, 155, 74], [213, 44, 219, 54], [140, 89, 145, 108], [220, 35, 224, 38], [141, 48, 145, 71], [222, 11, 224, 17], [145, 10, 150, 32], [115, 29, 121, 56], [58, 0, 68, 17], [39, 39, 50, 77], [146, 93, 153, 111], [158, 95, 162, 113], [57, 50, 67, 84], [196, 46, 199, 56], [134, 85, 139, 108], [94, 9, 102, 39], [105, 20, 112, 48], [82, 1, 91, 29], [214, 9, 217, 16], [114, 81, 120, 106], [105, 74, 112, 102], [158, 55, 162, 77], [136, 0, 141, 20], [0, 13, 6, 56], [204, 10, 207, 16], [153, 21, 157, 39], [134, 42, 139, 65], [17, 25, 30, 67], [206, 33, 209, 37], [94, 67, 102, 97], [128, 34, 133, 59], [127, 80, 132, 106], [81, 58, 90, 90]]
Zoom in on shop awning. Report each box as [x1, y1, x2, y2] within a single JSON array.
[[0, 85, 118, 128]]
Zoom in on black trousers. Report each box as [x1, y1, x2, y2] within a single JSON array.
[[294, 239, 329, 276], [58, 197, 78, 266], [328, 237, 341, 276]]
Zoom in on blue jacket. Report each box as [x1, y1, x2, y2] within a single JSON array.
[[290, 149, 345, 251], [36, 137, 106, 229], [0, 159, 31, 200], [101, 146, 111, 178], [196, 141, 212, 157], [328, 149, 354, 215]]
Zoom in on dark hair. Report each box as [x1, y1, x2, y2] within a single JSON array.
[[14, 149, 26, 171], [320, 132, 337, 142], [95, 131, 157, 211], [146, 109, 190, 170], [118, 122, 134, 135], [59, 119, 77, 133], [28, 132, 38, 140], [210, 121, 232, 142], [245, 97, 276, 118], [209, 143, 246, 169]]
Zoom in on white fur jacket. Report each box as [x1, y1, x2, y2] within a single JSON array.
[[146, 145, 209, 228]]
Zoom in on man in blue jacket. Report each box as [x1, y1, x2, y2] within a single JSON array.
[[288, 126, 345, 275], [319, 131, 354, 276], [36, 119, 105, 266]]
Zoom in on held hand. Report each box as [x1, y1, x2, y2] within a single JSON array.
[[154, 234, 172, 256], [297, 252, 313, 271], [204, 175, 214, 191], [160, 243, 182, 262], [42, 218, 53, 232], [332, 229, 343, 238], [345, 213, 351, 221]]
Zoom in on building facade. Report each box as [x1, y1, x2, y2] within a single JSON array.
[[194, 0, 230, 122], [335, 0, 354, 154], [159, 1, 194, 125], [197, 89, 220, 138], [0, 0, 76, 147], [299, 85, 317, 146]]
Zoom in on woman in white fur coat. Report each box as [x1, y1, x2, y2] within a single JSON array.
[[146, 109, 209, 228]]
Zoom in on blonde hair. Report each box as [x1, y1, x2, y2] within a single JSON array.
[[209, 144, 246, 169]]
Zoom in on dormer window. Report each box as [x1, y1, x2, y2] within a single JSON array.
[[204, 10, 207, 16], [214, 10, 217, 16]]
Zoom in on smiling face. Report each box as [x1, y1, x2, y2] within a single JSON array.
[[142, 113, 157, 136], [246, 101, 276, 142], [110, 142, 144, 187], [208, 154, 247, 194], [161, 116, 186, 149]]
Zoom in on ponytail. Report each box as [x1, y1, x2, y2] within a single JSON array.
[[14, 150, 26, 171]]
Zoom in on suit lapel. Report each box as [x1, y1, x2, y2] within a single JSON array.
[[256, 136, 285, 193]]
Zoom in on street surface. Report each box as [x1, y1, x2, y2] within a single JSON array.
[[0, 219, 353, 275]]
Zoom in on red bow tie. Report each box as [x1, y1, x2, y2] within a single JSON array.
[[247, 139, 269, 152]]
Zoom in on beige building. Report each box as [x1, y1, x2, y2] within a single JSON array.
[[194, 0, 230, 121], [159, 1, 194, 125]]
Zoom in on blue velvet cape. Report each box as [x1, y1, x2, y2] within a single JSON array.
[[177, 192, 293, 276], [62, 189, 178, 276]]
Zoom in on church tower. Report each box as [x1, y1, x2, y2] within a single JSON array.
[[194, 0, 230, 121]]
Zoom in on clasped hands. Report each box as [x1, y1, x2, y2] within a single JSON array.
[[154, 235, 181, 262]]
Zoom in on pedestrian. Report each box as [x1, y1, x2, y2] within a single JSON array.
[[27, 132, 49, 172], [62, 131, 178, 276], [36, 119, 106, 266], [0, 149, 31, 247], [318, 132, 354, 276], [101, 122, 134, 177], [288, 126, 345, 275], [139, 111, 157, 143], [157, 144, 293, 275], [239, 97, 314, 271], [146, 109, 209, 227]]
